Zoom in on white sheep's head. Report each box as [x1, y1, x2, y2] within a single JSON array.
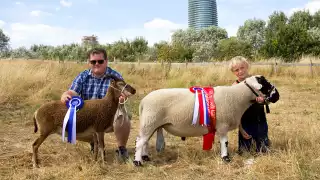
[[245, 75, 280, 103], [106, 74, 136, 99]]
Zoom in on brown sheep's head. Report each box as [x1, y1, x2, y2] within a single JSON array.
[[106, 74, 136, 100]]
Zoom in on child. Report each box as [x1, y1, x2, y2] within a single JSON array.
[[228, 56, 270, 155]]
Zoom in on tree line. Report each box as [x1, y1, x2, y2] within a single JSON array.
[[0, 10, 320, 63]]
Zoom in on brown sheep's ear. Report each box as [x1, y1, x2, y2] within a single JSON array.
[[105, 74, 121, 82], [110, 79, 116, 85]]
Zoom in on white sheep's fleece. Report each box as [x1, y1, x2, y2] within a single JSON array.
[[138, 81, 258, 137]]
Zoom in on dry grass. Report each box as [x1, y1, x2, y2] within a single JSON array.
[[0, 59, 319, 180]]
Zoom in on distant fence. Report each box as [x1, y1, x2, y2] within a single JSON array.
[[1, 58, 319, 77], [108, 61, 319, 77], [108, 61, 320, 67]]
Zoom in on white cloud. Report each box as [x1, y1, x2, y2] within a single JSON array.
[[144, 18, 185, 30], [288, 0, 320, 16], [60, 0, 72, 7], [30, 10, 52, 17], [7, 23, 86, 47], [15, 1, 22, 5], [2, 18, 187, 48], [56, 7, 61, 11], [0, 20, 5, 28]]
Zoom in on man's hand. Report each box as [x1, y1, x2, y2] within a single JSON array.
[[60, 90, 77, 103], [119, 93, 126, 103]]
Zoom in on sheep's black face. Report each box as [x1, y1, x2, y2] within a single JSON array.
[[255, 76, 280, 103]]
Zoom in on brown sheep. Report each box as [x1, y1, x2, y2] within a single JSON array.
[[32, 74, 136, 168]]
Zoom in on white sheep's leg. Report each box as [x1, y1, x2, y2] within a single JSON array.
[[133, 135, 149, 166], [220, 135, 231, 163], [141, 140, 150, 161], [155, 128, 165, 153], [96, 132, 105, 165]]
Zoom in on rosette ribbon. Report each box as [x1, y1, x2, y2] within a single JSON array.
[[189, 86, 217, 150], [190, 87, 210, 126], [62, 96, 84, 144]]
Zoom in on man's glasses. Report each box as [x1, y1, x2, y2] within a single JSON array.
[[89, 60, 105, 65]]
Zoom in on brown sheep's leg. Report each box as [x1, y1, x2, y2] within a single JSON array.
[[92, 133, 98, 161], [114, 115, 130, 147], [114, 115, 130, 160], [96, 132, 105, 165], [32, 133, 50, 168]]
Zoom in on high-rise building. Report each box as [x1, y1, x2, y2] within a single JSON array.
[[188, 0, 218, 30]]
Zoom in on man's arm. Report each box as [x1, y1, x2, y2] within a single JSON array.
[[60, 72, 84, 103]]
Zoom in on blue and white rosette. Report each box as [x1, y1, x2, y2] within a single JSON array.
[[62, 96, 84, 144]]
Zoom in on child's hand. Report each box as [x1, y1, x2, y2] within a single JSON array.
[[256, 96, 265, 103], [240, 129, 252, 139]]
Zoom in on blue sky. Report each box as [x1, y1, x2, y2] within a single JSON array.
[[0, 0, 318, 48]]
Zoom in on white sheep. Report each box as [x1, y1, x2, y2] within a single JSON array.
[[133, 75, 279, 166], [32, 74, 136, 168]]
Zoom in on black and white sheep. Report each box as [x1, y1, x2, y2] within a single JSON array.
[[32, 74, 136, 168], [133, 75, 279, 166]]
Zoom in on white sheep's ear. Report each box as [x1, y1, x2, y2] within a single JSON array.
[[252, 82, 262, 90], [246, 76, 262, 90]]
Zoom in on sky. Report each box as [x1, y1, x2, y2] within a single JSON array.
[[0, 0, 319, 48]]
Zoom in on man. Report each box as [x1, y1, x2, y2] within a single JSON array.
[[60, 47, 131, 160]]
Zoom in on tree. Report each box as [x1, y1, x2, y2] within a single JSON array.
[[131, 36, 148, 62], [172, 43, 193, 62], [289, 10, 312, 30], [171, 26, 228, 62], [198, 26, 228, 47], [262, 10, 313, 62], [0, 29, 10, 52], [171, 28, 199, 49], [192, 41, 216, 62], [311, 10, 320, 28], [154, 41, 171, 63], [262, 11, 288, 59], [307, 27, 320, 56], [214, 37, 252, 61], [237, 19, 266, 57], [111, 39, 134, 61]]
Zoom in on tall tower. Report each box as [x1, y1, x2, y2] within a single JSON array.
[[188, 0, 218, 30]]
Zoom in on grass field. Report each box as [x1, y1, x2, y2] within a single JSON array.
[[0, 59, 319, 180]]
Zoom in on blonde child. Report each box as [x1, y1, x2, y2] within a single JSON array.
[[229, 56, 270, 154]]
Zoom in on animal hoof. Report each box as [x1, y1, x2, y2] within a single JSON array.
[[222, 156, 231, 163], [181, 137, 186, 141], [33, 164, 40, 168], [133, 160, 143, 167], [142, 155, 150, 161]]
